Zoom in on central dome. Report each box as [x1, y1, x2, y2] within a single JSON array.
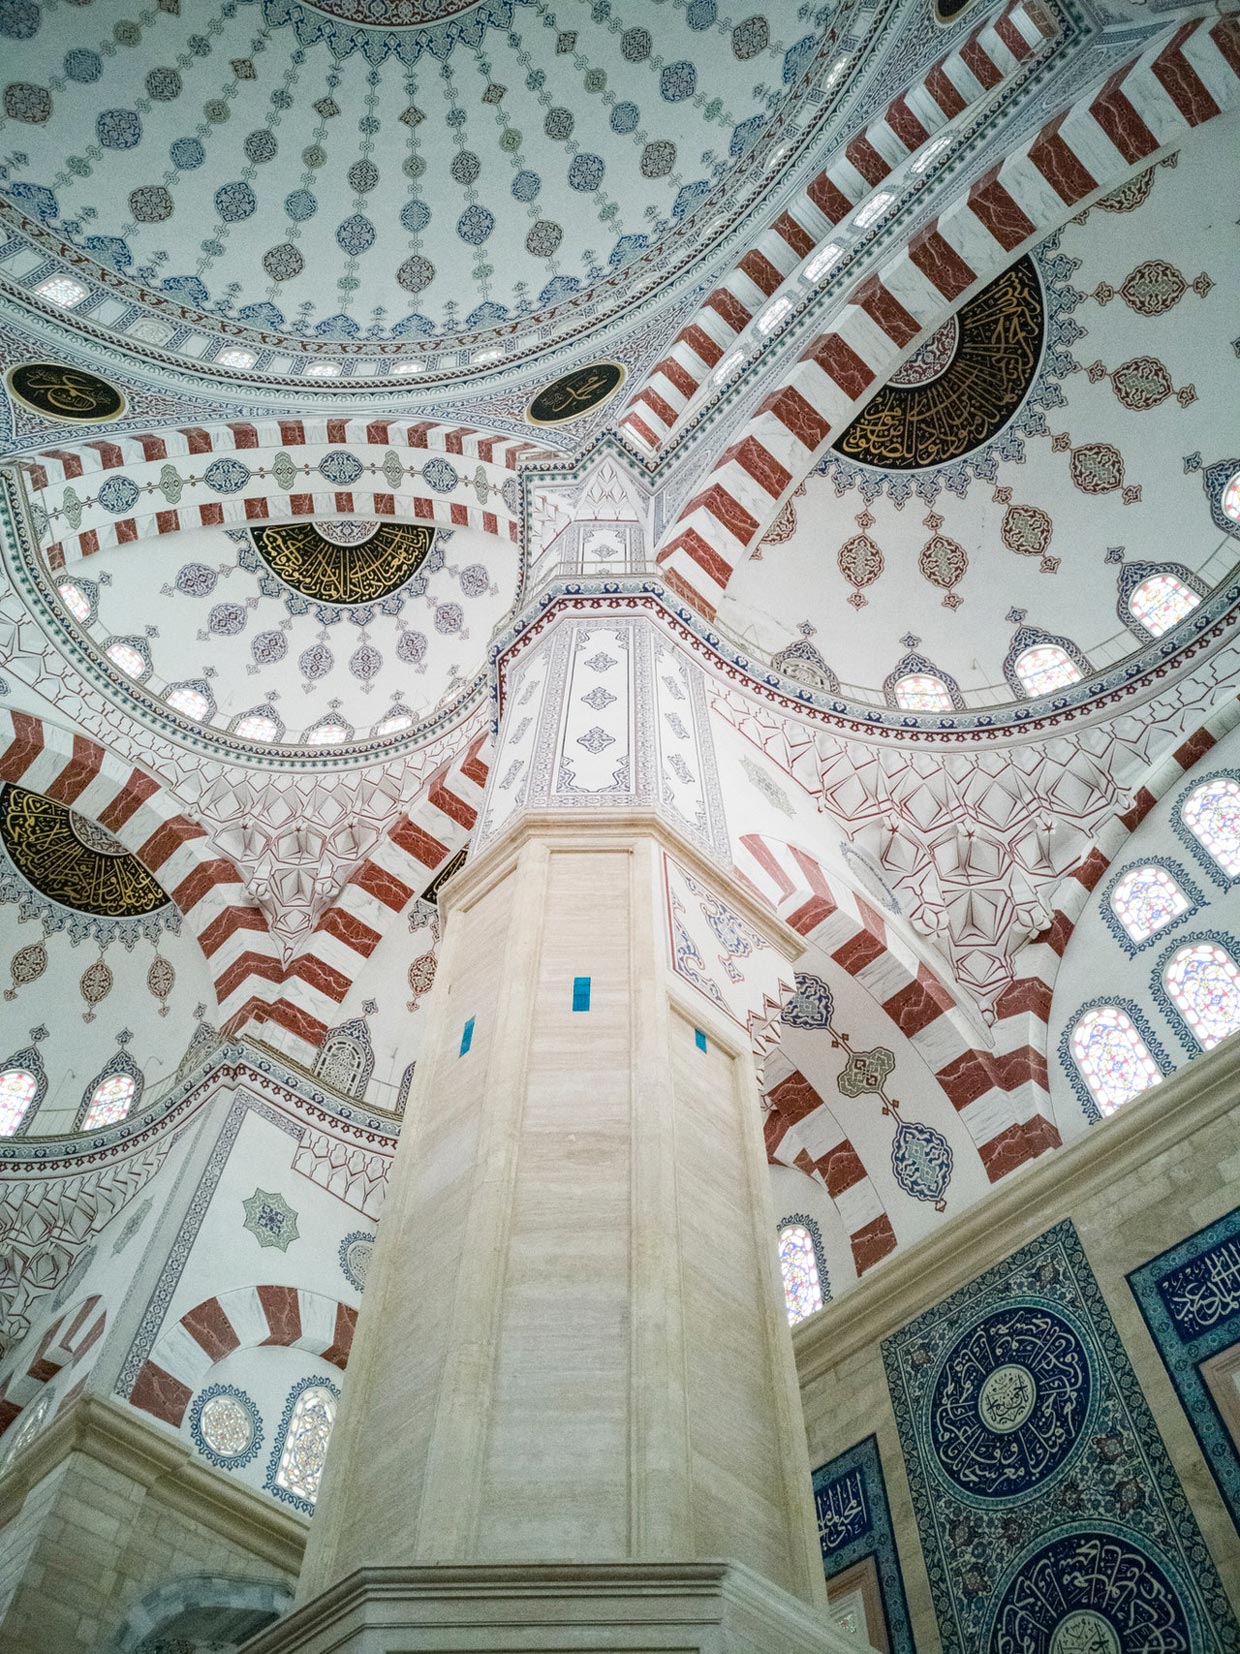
[[0, 0, 831, 373]]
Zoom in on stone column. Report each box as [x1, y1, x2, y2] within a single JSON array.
[[251, 595, 862, 1653]]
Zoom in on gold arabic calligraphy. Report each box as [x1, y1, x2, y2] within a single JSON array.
[[251, 521, 435, 605], [0, 785, 169, 917], [526, 362, 624, 425], [834, 257, 1044, 470], [7, 363, 126, 422]]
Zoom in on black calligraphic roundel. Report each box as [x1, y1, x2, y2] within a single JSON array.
[[526, 361, 625, 425], [7, 363, 126, 423]]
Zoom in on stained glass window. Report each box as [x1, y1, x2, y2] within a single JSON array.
[[58, 581, 91, 623], [779, 1223, 824, 1325], [1128, 573, 1199, 638], [305, 721, 349, 745], [274, 1384, 336, 1506], [373, 712, 412, 736], [235, 711, 280, 741], [1014, 645, 1081, 697], [1223, 469, 1240, 524], [1182, 778, 1240, 878], [894, 673, 953, 712], [1164, 942, 1240, 1050], [1110, 866, 1190, 943], [0, 1070, 37, 1136], [81, 1072, 136, 1129], [107, 640, 146, 678], [166, 685, 210, 721], [1069, 1006, 1162, 1116]]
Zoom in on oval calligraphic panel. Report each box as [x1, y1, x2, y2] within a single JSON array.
[[7, 363, 126, 423], [834, 255, 1044, 471], [526, 361, 625, 426]]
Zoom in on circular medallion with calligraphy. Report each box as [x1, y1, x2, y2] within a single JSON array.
[[989, 1531, 1191, 1654], [928, 1302, 1093, 1503], [7, 363, 126, 423], [834, 255, 1043, 471], [526, 361, 625, 425], [250, 521, 435, 606], [0, 785, 168, 917]]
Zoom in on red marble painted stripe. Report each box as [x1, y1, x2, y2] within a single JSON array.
[[1033, 910, 1074, 957], [909, 223, 977, 299], [87, 439, 124, 468], [968, 168, 1037, 248], [96, 771, 159, 831], [659, 356, 700, 400], [182, 428, 212, 454], [139, 814, 210, 869], [264, 997, 330, 1047], [1210, 16, 1240, 81], [1173, 726, 1216, 770], [286, 951, 352, 1003], [806, 171, 852, 223], [1118, 786, 1157, 832], [259, 1284, 302, 1347], [46, 736, 103, 804], [181, 1297, 240, 1362], [832, 927, 887, 976], [198, 502, 225, 528], [388, 817, 451, 868], [718, 434, 791, 501], [767, 1069, 827, 1128], [773, 211, 816, 258], [155, 508, 179, 535], [882, 969, 953, 1037], [739, 249, 784, 297], [1089, 67, 1159, 165], [705, 286, 752, 333], [171, 858, 245, 914], [885, 94, 930, 151], [960, 31, 1003, 90], [657, 527, 734, 595], [679, 482, 759, 548], [853, 277, 921, 347], [314, 904, 382, 957], [853, 1213, 897, 1275], [625, 413, 660, 449], [352, 858, 416, 910], [926, 61, 967, 117], [429, 776, 478, 830], [756, 384, 831, 450], [642, 387, 679, 427], [0, 712, 45, 781], [992, 976, 1053, 1024], [659, 562, 719, 621], [228, 422, 260, 449], [321, 1303, 358, 1369], [198, 905, 270, 958], [461, 733, 490, 788], [1071, 847, 1110, 892], [803, 333, 875, 399], [214, 950, 282, 1003], [129, 1360, 193, 1426], [115, 517, 139, 544], [70, 1312, 106, 1365], [680, 324, 724, 368], [1028, 114, 1098, 203], [844, 134, 891, 187]]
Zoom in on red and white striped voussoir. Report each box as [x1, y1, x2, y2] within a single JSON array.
[[620, 0, 1057, 451], [0, 1295, 105, 1435], [655, 16, 1240, 618], [128, 1284, 358, 1428], [737, 833, 1061, 1183], [254, 729, 492, 1063], [26, 417, 545, 486], [762, 1048, 898, 1278], [0, 710, 280, 1027]]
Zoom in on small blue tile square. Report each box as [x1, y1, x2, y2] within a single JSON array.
[[459, 1016, 474, 1056], [572, 976, 591, 1012], [694, 1028, 707, 1052]]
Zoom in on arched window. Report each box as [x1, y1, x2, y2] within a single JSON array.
[[1014, 645, 1081, 697], [373, 710, 412, 736], [57, 580, 92, 623], [1128, 573, 1200, 638], [305, 719, 351, 746], [1164, 941, 1240, 1050], [106, 639, 149, 680], [82, 1072, 136, 1130], [894, 674, 953, 712], [233, 708, 282, 742], [778, 1217, 827, 1325], [314, 1019, 375, 1100], [1223, 468, 1240, 523], [267, 1379, 339, 1512], [166, 683, 211, 721], [1110, 866, 1190, 944], [1069, 1005, 1163, 1116], [0, 1068, 38, 1136], [1181, 778, 1240, 879]]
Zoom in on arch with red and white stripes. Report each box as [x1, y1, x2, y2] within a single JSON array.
[[622, 0, 1057, 452], [738, 832, 1061, 1181], [127, 1283, 357, 1428], [655, 16, 1240, 619], [255, 728, 492, 1065], [0, 709, 279, 1030], [22, 417, 544, 571], [0, 1294, 106, 1436]]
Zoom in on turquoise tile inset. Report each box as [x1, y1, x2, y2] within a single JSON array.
[[459, 1016, 475, 1056], [572, 976, 591, 1012], [694, 1028, 707, 1052]]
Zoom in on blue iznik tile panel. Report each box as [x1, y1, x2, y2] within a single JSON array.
[[812, 1435, 914, 1654], [883, 1220, 1240, 1653], [1129, 1204, 1240, 1535]]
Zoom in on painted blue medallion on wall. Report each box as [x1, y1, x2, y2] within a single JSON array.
[[812, 1434, 914, 1654], [883, 1220, 1240, 1652], [1129, 1204, 1240, 1535]]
